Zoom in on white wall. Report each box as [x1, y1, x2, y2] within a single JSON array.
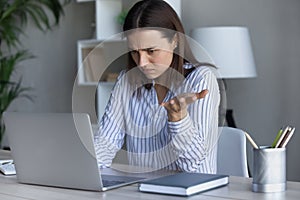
[[6, 0, 300, 181], [183, 0, 300, 181]]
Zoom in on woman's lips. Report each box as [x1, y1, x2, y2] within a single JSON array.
[[141, 68, 155, 74]]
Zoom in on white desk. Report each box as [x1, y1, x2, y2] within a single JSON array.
[[1, 150, 300, 200]]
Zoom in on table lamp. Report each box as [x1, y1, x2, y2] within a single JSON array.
[[190, 26, 257, 127]]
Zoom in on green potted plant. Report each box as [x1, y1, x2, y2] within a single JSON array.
[[0, 0, 71, 146]]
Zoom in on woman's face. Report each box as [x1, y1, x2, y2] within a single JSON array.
[[127, 30, 176, 80]]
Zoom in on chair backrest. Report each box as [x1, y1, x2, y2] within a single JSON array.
[[217, 126, 249, 177]]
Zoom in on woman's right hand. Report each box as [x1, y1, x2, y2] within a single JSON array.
[[161, 89, 209, 122]]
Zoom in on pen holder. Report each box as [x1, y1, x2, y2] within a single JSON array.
[[252, 146, 286, 193]]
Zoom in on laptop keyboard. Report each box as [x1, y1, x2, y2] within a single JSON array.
[[101, 174, 145, 188], [102, 179, 127, 187]]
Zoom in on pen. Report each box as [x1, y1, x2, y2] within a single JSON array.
[[274, 126, 291, 148], [271, 127, 283, 148], [244, 131, 259, 149], [279, 127, 295, 148]]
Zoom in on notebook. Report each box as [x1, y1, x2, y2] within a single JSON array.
[[139, 172, 229, 196], [3, 112, 145, 191]]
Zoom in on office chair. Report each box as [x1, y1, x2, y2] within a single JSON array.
[[217, 126, 249, 177]]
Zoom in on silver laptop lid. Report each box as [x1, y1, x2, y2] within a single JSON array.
[[3, 112, 103, 191]]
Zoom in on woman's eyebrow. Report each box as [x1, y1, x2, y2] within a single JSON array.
[[128, 46, 158, 51]]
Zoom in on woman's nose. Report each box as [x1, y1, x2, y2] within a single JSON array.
[[138, 52, 149, 67]]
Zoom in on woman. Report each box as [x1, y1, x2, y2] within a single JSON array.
[[94, 0, 220, 173]]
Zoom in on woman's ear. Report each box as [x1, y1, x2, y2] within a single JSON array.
[[172, 33, 178, 49]]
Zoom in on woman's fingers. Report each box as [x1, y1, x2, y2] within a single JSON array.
[[160, 90, 209, 121], [176, 89, 209, 105], [195, 89, 209, 100], [169, 98, 182, 112], [161, 89, 209, 111], [177, 93, 197, 105]]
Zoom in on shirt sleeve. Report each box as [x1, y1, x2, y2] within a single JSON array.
[[94, 72, 126, 168], [168, 68, 220, 172]]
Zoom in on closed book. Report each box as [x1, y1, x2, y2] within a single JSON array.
[[139, 172, 229, 196]]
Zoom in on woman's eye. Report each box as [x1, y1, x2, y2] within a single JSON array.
[[147, 49, 155, 54], [130, 50, 138, 55]]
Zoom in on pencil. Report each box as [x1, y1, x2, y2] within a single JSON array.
[[244, 131, 259, 149], [271, 128, 283, 148], [279, 127, 295, 148], [274, 126, 291, 148]]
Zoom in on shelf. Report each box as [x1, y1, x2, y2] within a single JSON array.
[[98, 81, 116, 86], [77, 39, 101, 85], [77, 39, 127, 85], [76, 0, 93, 2]]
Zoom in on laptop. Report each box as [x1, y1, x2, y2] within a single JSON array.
[[3, 112, 146, 191]]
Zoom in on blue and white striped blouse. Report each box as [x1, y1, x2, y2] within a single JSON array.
[[94, 66, 220, 173]]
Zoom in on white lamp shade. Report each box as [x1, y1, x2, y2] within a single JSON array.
[[190, 26, 257, 78]]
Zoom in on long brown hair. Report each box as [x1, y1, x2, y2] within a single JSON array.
[[123, 0, 213, 91]]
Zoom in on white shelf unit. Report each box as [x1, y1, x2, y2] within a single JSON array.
[[77, 0, 125, 86], [76, 38, 127, 120]]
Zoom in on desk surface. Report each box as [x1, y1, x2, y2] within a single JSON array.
[[1, 150, 300, 200]]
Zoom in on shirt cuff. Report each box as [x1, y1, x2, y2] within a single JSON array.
[[167, 114, 193, 135]]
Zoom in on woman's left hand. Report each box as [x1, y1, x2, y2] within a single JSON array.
[[161, 89, 209, 122]]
